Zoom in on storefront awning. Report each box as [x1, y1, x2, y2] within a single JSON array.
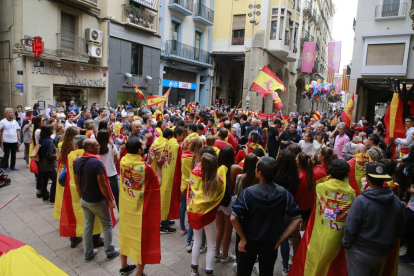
[[131, 0, 157, 11]]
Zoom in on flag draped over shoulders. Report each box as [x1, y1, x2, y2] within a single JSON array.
[[348, 153, 372, 195], [160, 138, 182, 221], [186, 164, 227, 230], [149, 137, 167, 173], [119, 154, 161, 265], [290, 178, 356, 276], [54, 142, 65, 219], [181, 151, 194, 193]]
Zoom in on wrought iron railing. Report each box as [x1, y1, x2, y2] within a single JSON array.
[[164, 40, 212, 64], [303, 1, 313, 15], [375, 2, 407, 18], [122, 4, 157, 31], [56, 33, 89, 60], [310, 35, 314, 42], [169, 0, 194, 11], [194, 3, 214, 22], [300, 30, 309, 41]]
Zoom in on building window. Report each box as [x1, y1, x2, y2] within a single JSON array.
[[131, 43, 143, 75], [171, 21, 180, 41], [60, 12, 76, 51], [272, 8, 278, 15], [270, 21, 277, 40], [195, 31, 202, 61], [366, 43, 405, 66], [232, 15, 246, 45]]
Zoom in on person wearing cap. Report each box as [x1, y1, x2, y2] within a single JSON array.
[[21, 106, 34, 126], [343, 162, 404, 276]]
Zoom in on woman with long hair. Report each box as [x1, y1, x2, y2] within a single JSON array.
[[314, 147, 338, 185], [275, 149, 301, 275], [312, 132, 325, 156], [38, 125, 57, 204], [188, 153, 226, 276], [298, 133, 314, 156], [32, 115, 46, 197], [261, 119, 269, 152], [215, 146, 243, 263], [296, 152, 314, 222], [33, 103, 40, 116], [52, 123, 65, 147], [96, 129, 124, 210]]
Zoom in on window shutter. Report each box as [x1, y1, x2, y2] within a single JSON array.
[[366, 43, 405, 66], [232, 15, 246, 30]]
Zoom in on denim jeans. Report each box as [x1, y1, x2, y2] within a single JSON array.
[[187, 225, 206, 247], [179, 193, 186, 230], [80, 198, 115, 259]]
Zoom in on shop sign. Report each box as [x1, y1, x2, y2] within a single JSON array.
[[32, 66, 106, 87], [162, 79, 196, 90]]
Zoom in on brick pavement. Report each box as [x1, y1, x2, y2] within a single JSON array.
[[0, 150, 413, 275]]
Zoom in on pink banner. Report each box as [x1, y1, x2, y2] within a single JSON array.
[[335, 78, 341, 92], [301, 42, 316, 73], [328, 41, 342, 74]]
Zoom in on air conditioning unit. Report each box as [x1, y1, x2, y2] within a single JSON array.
[[85, 28, 103, 44], [87, 42, 102, 58]]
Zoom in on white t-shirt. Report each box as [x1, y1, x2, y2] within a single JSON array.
[[298, 140, 313, 156], [35, 128, 41, 145], [65, 120, 76, 130], [0, 118, 20, 143], [100, 144, 119, 177]]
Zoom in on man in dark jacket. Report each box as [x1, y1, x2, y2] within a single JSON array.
[[231, 157, 302, 276], [343, 162, 404, 276], [279, 123, 302, 150], [240, 114, 251, 145]]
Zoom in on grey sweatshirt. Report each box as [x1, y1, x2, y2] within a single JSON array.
[[342, 187, 404, 256]]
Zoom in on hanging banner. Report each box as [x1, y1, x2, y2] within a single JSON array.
[[328, 41, 342, 74], [335, 78, 342, 92], [301, 42, 317, 73]]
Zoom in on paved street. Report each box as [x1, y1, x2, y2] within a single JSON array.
[[0, 150, 413, 276]]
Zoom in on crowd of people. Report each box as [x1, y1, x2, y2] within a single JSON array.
[[0, 101, 413, 276]]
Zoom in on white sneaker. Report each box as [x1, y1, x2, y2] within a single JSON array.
[[214, 252, 222, 263], [253, 263, 260, 275], [220, 254, 236, 263], [186, 243, 192, 252], [199, 246, 207, 254], [190, 270, 199, 276], [232, 263, 237, 273]]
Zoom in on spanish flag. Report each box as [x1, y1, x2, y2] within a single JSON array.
[[60, 150, 117, 237], [340, 94, 354, 129], [290, 178, 356, 276], [134, 85, 144, 101], [186, 102, 196, 112], [161, 88, 171, 107], [149, 137, 168, 174], [383, 92, 405, 140], [181, 150, 194, 193], [0, 234, 67, 275], [160, 138, 182, 221], [54, 141, 65, 219], [182, 132, 202, 149], [272, 91, 283, 110], [312, 110, 321, 121], [119, 154, 161, 265], [147, 95, 165, 107], [330, 115, 338, 127], [262, 128, 268, 152], [250, 66, 285, 97], [347, 153, 372, 196], [152, 103, 164, 122], [186, 164, 227, 230]]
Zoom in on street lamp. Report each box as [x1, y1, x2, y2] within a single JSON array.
[[246, 2, 261, 110]]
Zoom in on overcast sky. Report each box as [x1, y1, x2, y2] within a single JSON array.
[[332, 0, 358, 70]]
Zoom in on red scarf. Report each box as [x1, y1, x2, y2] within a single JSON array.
[[81, 152, 117, 227]]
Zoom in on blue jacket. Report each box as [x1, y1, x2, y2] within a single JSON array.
[[245, 126, 264, 145], [232, 183, 301, 243]]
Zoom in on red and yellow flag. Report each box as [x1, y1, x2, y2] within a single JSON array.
[[161, 88, 171, 107], [340, 94, 354, 129], [250, 66, 285, 97], [149, 137, 168, 173], [119, 154, 161, 265], [272, 91, 283, 110], [330, 115, 338, 127], [181, 151, 194, 193], [290, 178, 356, 276], [186, 102, 196, 112], [54, 141, 65, 219], [60, 150, 117, 237], [147, 95, 165, 107], [384, 92, 405, 139], [0, 233, 67, 275], [186, 164, 227, 230], [312, 110, 321, 121], [134, 85, 144, 101], [347, 153, 372, 196], [160, 138, 182, 221]]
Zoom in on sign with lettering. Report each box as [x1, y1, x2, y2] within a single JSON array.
[[32, 85, 50, 100], [32, 66, 106, 87], [162, 79, 196, 90], [14, 83, 23, 93]]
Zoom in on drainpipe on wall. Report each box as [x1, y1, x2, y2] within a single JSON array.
[[0, 40, 12, 107]]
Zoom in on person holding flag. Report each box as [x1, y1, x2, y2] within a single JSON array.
[[118, 137, 161, 276]]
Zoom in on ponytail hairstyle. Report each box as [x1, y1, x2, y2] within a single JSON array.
[[320, 147, 338, 169], [297, 152, 314, 192], [190, 139, 204, 169], [97, 129, 111, 155], [218, 145, 235, 180], [240, 153, 259, 194], [201, 153, 220, 201]]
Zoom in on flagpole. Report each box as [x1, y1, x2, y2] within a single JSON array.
[[246, 1, 260, 110]]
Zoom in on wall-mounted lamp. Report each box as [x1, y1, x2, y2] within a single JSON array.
[[125, 73, 132, 78], [146, 75, 152, 80]]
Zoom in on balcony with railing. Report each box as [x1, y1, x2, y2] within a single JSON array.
[[193, 3, 214, 26], [300, 30, 310, 41], [122, 4, 157, 33], [374, 2, 408, 19], [303, 1, 313, 16], [56, 33, 89, 63], [168, 0, 193, 16], [164, 40, 212, 68]]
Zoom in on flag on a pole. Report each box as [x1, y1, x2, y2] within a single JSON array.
[[384, 93, 405, 139], [330, 115, 338, 126], [328, 41, 342, 74], [161, 88, 171, 107], [185, 102, 196, 112], [272, 91, 283, 111], [341, 68, 350, 92], [340, 94, 354, 129], [335, 78, 342, 92], [301, 42, 317, 73], [250, 66, 285, 98], [134, 85, 144, 101], [312, 110, 321, 121], [147, 95, 165, 107]]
